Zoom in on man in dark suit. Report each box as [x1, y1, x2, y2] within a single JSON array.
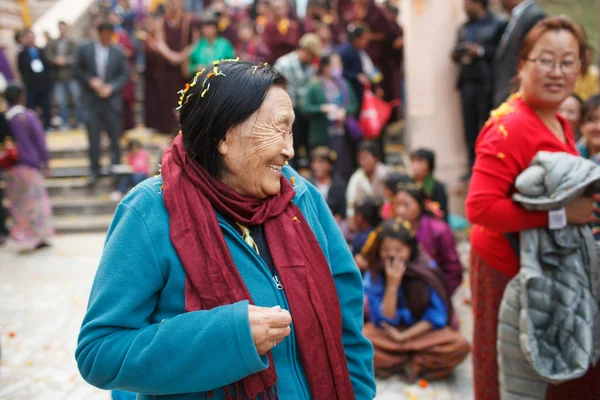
[[17, 30, 53, 130], [74, 22, 129, 185], [493, 0, 545, 107], [452, 0, 507, 178]]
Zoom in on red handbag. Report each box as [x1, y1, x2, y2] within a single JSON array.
[[359, 89, 400, 139], [0, 136, 19, 169]]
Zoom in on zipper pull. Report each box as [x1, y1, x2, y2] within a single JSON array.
[[273, 275, 284, 290]]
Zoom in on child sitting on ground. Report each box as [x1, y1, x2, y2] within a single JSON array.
[[352, 196, 382, 272], [410, 148, 449, 220], [110, 139, 150, 201]]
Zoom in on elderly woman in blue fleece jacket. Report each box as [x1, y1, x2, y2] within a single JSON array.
[[75, 60, 376, 400]]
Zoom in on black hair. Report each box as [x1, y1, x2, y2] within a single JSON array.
[[14, 30, 23, 44], [318, 52, 338, 74], [410, 148, 436, 173], [127, 139, 143, 152], [179, 61, 287, 177], [471, 0, 488, 8], [58, 21, 67, 27], [347, 22, 369, 42], [358, 140, 381, 159], [395, 175, 428, 217], [354, 197, 382, 228], [97, 22, 115, 33], [582, 94, 600, 123], [3, 83, 23, 106], [378, 219, 419, 262], [384, 172, 410, 192]]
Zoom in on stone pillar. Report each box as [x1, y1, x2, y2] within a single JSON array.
[[400, 0, 467, 214]]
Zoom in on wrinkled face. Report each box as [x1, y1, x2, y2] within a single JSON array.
[[581, 107, 600, 154], [394, 191, 422, 224], [358, 150, 377, 175], [311, 157, 332, 179], [558, 95, 582, 134], [519, 31, 581, 110], [379, 237, 411, 263], [411, 158, 430, 181], [219, 87, 295, 199]]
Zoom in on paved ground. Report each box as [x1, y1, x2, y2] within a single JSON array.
[[0, 234, 474, 400]]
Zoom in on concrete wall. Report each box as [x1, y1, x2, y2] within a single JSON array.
[[400, 0, 468, 214]]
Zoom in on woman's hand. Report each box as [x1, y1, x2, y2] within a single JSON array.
[[320, 104, 337, 114], [566, 197, 594, 225], [248, 305, 292, 356], [384, 257, 406, 289], [381, 322, 407, 342]]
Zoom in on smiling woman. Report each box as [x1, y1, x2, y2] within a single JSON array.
[[75, 60, 376, 400], [466, 16, 600, 400]]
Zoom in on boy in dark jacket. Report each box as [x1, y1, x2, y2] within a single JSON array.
[[410, 148, 449, 220]]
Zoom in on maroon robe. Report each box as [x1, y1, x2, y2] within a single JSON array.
[[114, 30, 137, 132], [339, 0, 402, 102], [143, 14, 193, 135], [262, 18, 301, 64]]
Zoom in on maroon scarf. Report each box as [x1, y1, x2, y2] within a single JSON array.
[[161, 135, 355, 400]]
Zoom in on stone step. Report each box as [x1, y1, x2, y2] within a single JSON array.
[[52, 214, 114, 234], [45, 176, 114, 196], [50, 194, 120, 216]]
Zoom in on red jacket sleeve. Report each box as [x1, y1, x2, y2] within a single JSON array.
[[466, 121, 549, 233]]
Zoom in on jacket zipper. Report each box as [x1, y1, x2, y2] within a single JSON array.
[[219, 220, 310, 400]]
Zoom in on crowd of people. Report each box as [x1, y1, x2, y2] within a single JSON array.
[[2, 0, 600, 399]]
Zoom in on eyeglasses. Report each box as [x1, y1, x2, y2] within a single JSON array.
[[527, 58, 582, 74]]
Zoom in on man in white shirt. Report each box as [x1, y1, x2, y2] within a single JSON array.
[[493, 0, 545, 107], [74, 22, 129, 185]]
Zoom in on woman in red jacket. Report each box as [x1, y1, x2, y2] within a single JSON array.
[[466, 16, 598, 400]]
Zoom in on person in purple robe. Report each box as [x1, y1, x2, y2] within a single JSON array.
[[2, 84, 54, 251], [0, 46, 14, 87], [393, 178, 463, 297]]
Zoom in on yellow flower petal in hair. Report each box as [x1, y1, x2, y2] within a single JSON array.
[[221, 57, 240, 62], [201, 83, 211, 98]]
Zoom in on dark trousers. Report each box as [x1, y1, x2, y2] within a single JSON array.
[[26, 89, 51, 130], [0, 177, 8, 237], [290, 108, 310, 170], [86, 105, 122, 176], [460, 82, 490, 171]]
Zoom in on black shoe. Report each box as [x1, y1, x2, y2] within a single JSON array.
[[87, 174, 98, 186], [35, 241, 51, 250]]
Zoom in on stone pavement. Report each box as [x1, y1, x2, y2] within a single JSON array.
[[0, 234, 474, 400]]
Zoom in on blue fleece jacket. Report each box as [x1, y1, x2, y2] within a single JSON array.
[[75, 166, 376, 399]]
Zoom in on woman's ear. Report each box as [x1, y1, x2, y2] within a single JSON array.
[[218, 137, 228, 156]]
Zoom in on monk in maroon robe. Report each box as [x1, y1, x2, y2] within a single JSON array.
[[339, 0, 402, 103], [262, 0, 301, 64], [142, 0, 193, 135]]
